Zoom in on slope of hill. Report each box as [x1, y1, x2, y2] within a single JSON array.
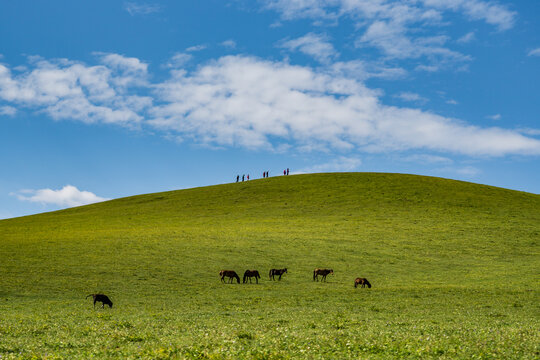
[[0, 173, 538, 359]]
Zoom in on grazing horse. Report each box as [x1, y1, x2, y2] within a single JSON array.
[[220, 270, 240, 284], [243, 270, 261, 284], [354, 277, 372, 288], [313, 268, 334, 282], [269, 268, 288, 281], [86, 294, 113, 308]]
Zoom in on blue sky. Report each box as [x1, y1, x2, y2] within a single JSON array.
[[1, 0, 539, 219]]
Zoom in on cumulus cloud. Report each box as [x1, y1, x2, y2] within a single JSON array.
[[486, 114, 501, 120], [1, 54, 540, 157], [279, 33, 338, 64], [13, 185, 109, 208], [0, 54, 149, 125]]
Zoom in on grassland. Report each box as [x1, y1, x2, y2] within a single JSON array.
[[0, 173, 538, 359]]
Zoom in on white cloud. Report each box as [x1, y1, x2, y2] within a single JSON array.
[[264, 0, 516, 31], [124, 2, 161, 16], [297, 156, 362, 174], [221, 40, 237, 49], [186, 45, 207, 52], [1, 54, 540, 157], [457, 31, 476, 44], [150, 55, 540, 156], [263, 0, 512, 71], [13, 185, 109, 208], [422, 0, 516, 31], [279, 33, 338, 64], [446, 99, 458, 105], [486, 114, 501, 120], [395, 92, 428, 103], [165, 53, 193, 68], [518, 128, 540, 136], [0, 105, 16, 116], [0, 55, 148, 125], [528, 48, 540, 57]]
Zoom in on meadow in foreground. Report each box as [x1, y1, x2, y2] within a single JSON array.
[[0, 173, 538, 359]]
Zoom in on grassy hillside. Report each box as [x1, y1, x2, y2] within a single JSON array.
[[0, 173, 538, 359]]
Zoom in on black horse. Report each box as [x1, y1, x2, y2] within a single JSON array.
[[269, 268, 288, 281], [243, 270, 261, 283], [220, 270, 240, 284], [313, 268, 334, 282], [86, 294, 113, 308]]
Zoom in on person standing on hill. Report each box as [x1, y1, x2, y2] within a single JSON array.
[[263, 171, 265, 178], [287, 168, 289, 175], [242, 174, 245, 182], [236, 175, 239, 183], [283, 169, 286, 175], [247, 174, 250, 180]]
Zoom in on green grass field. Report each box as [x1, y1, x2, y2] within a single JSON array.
[[0, 173, 539, 359]]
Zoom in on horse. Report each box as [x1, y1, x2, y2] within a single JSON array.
[[354, 277, 372, 288], [313, 268, 334, 282], [86, 294, 113, 308], [220, 270, 240, 284], [269, 268, 288, 281], [243, 270, 261, 284]]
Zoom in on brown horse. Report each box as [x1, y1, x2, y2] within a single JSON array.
[[354, 277, 372, 288], [269, 268, 288, 281], [243, 270, 261, 283], [313, 268, 334, 282], [220, 270, 240, 283]]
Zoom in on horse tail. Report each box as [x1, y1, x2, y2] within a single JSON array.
[[256, 271, 260, 279], [313, 270, 316, 281], [269, 269, 273, 280]]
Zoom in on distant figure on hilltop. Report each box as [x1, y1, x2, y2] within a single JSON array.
[[236, 175, 239, 183], [247, 174, 250, 180], [263, 171, 266, 178], [287, 168, 289, 175], [283, 169, 286, 175], [242, 174, 245, 182]]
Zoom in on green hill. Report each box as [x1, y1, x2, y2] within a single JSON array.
[[0, 173, 538, 359]]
